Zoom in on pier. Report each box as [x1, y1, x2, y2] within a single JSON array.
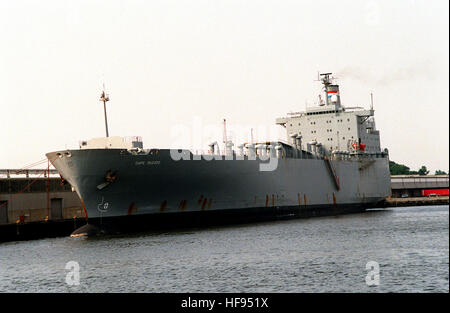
[[383, 195, 449, 207], [0, 169, 85, 242]]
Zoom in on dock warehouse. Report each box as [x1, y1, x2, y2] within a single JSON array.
[[0, 169, 84, 225]]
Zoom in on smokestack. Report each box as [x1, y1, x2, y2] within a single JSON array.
[[320, 73, 341, 108], [326, 85, 341, 107]]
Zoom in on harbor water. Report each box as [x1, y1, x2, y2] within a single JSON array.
[[0, 205, 448, 293]]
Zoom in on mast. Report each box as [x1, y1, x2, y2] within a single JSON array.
[[320, 73, 332, 106], [370, 92, 374, 111], [223, 118, 227, 154], [319, 72, 341, 109], [99, 84, 110, 137]]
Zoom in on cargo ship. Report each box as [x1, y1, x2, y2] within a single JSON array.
[[46, 73, 391, 234]]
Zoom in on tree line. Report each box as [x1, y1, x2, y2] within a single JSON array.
[[389, 161, 447, 176]]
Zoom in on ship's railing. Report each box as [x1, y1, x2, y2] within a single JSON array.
[[342, 106, 365, 111], [286, 112, 306, 117], [181, 142, 389, 161], [329, 151, 388, 161]]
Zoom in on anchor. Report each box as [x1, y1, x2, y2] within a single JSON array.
[[97, 169, 117, 190]]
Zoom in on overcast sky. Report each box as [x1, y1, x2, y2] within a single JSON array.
[[1, 0, 448, 173]]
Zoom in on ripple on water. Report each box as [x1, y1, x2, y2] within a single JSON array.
[[0, 205, 448, 292]]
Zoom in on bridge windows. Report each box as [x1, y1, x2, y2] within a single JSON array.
[[306, 110, 336, 116]]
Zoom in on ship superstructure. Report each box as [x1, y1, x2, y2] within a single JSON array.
[[276, 73, 381, 155]]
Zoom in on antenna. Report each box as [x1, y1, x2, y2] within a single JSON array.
[[223, 119, 228, 154], [223, 119, 227, 143], [319, 73, 332, 106], [370, 92, 374, 110], [250, 128, 254, 145], [100, 83, 110, 137], [319, 73, 333, 86], [318, 95, 323, 106], [314, 72, 325, 106]]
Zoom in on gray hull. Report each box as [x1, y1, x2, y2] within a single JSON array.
[[46, 149, 391, 227]]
